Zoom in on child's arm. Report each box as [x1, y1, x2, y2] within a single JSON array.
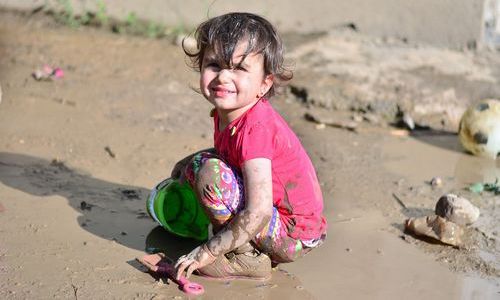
[[175, 158, 273, 279], [206, 157, 273, 254]]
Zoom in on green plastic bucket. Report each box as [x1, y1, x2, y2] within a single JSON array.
[[147, 178, 209, 241]]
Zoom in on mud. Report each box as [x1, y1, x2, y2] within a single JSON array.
[[0, 10, 499, 299]]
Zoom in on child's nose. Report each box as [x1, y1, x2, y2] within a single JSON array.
[[217, 69, 232, 83]]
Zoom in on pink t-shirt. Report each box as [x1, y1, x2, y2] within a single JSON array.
[[214, 99, 327, 240]]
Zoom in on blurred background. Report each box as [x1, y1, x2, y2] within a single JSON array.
[[1, 0, 499, 49]]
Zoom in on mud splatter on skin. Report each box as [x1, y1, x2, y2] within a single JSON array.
[[190, 174, 256, 255], [188, 156, 273, 256], [207, 210, 271, 256]]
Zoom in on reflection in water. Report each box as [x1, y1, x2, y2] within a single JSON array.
[[410, 129, 462, 154], [453, 154, 500, 185]]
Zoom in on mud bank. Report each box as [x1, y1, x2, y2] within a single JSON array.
[[0, 0, 486, 48]]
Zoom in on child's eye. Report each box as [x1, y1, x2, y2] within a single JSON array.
[[234, 65, 247, 71], [206, 62, 220, 69]]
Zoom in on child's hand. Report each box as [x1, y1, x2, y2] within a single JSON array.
[[174, 244, 216, 279]]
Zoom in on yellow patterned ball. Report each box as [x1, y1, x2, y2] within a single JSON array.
[[458, 99, 500, 159]]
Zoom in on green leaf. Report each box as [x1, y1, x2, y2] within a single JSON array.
[[469, 182, 484, 193]]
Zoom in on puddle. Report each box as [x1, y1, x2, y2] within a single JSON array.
[[461, 276, 500, 300], [283, 211, 469, 299], [384, 131, 500, 186], [143, 225, 314, 299], [382, 133, 500, 298]]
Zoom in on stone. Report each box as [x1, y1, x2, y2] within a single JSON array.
[[304, 110, 358, 131], [405, 215, 464, 247], [430, 176, 443, 187], [402, 112, 415, 130], [435, 194, 480, 225]]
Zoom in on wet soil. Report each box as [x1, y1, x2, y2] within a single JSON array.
[[0, 10, 499, 299]]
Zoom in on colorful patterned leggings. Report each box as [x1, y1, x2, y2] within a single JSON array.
[[184, 151, 312, 263]]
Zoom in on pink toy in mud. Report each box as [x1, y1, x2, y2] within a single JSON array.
[[136, 253, 205, 296], [32, 65, 64, 81]]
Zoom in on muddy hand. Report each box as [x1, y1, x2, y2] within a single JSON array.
[[174, 244, 216, 279]]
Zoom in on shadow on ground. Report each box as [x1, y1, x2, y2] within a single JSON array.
[[0, 152, 201, 258], [402, 127, 463, 154]]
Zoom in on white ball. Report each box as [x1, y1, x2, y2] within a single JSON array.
[[458, 99, 500, 159]]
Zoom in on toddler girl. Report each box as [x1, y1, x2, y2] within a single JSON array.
[[172, 12, 327, 281]]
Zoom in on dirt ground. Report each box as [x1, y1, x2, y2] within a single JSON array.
[[0, 10, 499, 299]]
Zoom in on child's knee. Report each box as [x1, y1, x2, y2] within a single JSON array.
[[184, 152, 221, 183], [193, 158, 224, 181]]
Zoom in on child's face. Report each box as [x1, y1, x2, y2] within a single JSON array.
[[200, 40, 273, 119]]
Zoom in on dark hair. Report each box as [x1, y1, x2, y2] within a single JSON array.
[[183, 12, 292, 98]]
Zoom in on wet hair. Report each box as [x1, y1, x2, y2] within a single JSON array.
[[183, 12, 292, 98]]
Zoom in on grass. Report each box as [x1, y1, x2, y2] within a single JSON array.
[[110, 12, 168, 39], [42, 0, 187, 39], [53, 0, 80, 28], [95, 0, 108, 25]]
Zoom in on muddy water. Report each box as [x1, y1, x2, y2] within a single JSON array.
[[384, 132, 500, 250], [382, 132, 500, 299], [266, 96, 500, 299], [383, 132, 500, 185]]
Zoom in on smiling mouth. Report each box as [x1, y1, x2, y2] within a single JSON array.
[[212, 87, 236, 97]]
